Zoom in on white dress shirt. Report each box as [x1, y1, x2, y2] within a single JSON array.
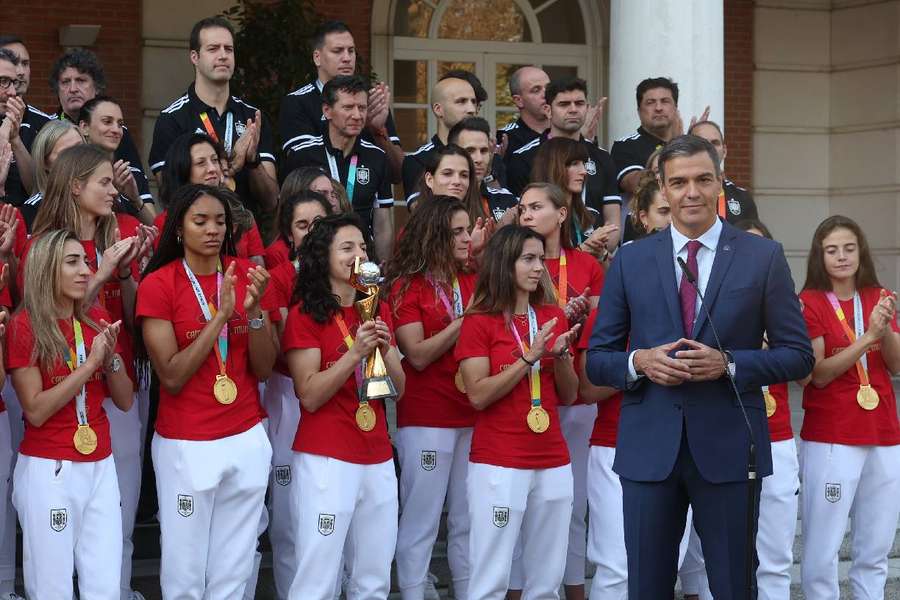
[[627, 218, 723, 380]]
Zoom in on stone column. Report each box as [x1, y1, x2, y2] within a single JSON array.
[[608, 0, 724, 143]]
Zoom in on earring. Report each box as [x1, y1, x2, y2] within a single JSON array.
[[177, 233, 182, 244]]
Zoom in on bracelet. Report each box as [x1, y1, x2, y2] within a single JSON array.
[[118, 269, 133, 280], [521, 355, 536, 367], [555, 348, 573, 360]]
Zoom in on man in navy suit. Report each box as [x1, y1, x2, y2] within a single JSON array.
[[586, 135, 814, 599]]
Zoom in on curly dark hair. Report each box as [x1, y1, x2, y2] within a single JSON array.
[[291, 212, 367, 324], [50, 48, 106, 94], [384, 196, 469, 316], [278, 190, 332, 259]]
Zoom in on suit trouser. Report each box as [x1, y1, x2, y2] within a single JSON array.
[[800, 441, 900, 600], [756, 438, 798, 600], [467, 462, 573, 600], [152, 423, 271, 600], [678, 518, 712, 599], [621, 433, 760, 600], [395, 426, 472, 600], [13, 454, 122, 600], [288, 453, 398, 600], [104, 395, 144, 600], [264, 372, 302, 599]]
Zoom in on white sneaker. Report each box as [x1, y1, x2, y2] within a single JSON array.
[[0, 593, 25, 600], [424, 572, 440, 600], [129, 592, 146, 600]]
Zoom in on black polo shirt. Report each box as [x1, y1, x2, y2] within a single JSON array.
[[610, 126, 666, 185], [498, 117, 542, 160], [278, 80, 400, 153], [482, 182, 518, 221], [150, 83, 276, 212], [722, 178, 759, 224], [282, 133, 392, 236], [2, 104, 51, 206], [505, 132, 621, 222]]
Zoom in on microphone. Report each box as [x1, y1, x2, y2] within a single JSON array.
[[678, 255, 759, 600]]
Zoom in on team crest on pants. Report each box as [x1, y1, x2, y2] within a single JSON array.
[[318, 513, 336, 536], [50, 508, 67, 532], [825, 483, 841, 503], [275, 465, 292, 486], [493, 506, 509, 528], [421, 450, 437, 471], [177, 494, 194, 517]]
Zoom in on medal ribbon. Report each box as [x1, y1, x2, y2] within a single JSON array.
[[183, 260, 229, 377], [335, 313, 365, 401], [717, 189, 726, 218], [554, 250, 567, 308], [509, 306, 541, 408], [65, 319, 89, 427], [326, 151, 358, 205], [427, 275, 464, 320], [199, 111, 235, 155], [825, 291, 872, 387]]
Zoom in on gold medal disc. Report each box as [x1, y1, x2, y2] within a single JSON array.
[[857, 385, 880, 410], [526, 406, 550, 433], [764, 392, 777, 418], [214, 375, 238, 405], [73, 424, 98, 455], [454, 370, 466, 394], [355, 403, 377, 431]]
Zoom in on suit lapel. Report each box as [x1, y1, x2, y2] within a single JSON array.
[[692, 222, 738, 338], [654, 229, 683, 334]]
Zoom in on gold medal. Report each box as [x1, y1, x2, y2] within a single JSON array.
[[355, 403, 376, 431], [73, 424, 98, 455], [454, 370, 466, 394], [764, 392, 777, 418], [857, 385, 879, 410], [213, 374, 238, 405], [526, 405, 550, 433]]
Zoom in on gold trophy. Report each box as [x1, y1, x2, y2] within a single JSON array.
[[350, 258, 398, 401]]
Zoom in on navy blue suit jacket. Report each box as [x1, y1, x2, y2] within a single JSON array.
[[586, 221, 814, 484]]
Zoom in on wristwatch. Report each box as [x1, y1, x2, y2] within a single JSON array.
[[106, 355, 122, 374], [248, 315, 265, 330]]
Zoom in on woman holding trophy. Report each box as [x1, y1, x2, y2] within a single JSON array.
[[283, 212, 405, 599]]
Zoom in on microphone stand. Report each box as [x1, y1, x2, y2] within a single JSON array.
[[678, 256, 759, 600]]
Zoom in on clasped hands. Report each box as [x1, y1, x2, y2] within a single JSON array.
[[633, 338, 727, 386]]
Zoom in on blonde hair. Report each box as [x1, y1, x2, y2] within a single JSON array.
[[32, 145, 117, 254], [18, 230, 98, 369], [30, 120, 85, 194]]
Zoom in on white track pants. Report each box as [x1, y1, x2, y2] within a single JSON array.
[[395, 426, 472, 600], [152, 423, 271, 600], [467, 462, 573, 600], [800, 441, 900, 600], [756, 438, 799, 600], [586, 445, 626, 599], [288, 453, 399, 600], [13, 454, 122, 600]]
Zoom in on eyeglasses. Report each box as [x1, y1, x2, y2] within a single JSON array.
[[0, 77, 14, 90]]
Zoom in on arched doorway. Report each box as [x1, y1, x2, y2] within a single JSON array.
[[371, 0, 608, 151]]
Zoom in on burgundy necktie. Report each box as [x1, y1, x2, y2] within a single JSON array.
[[679, 240, 702, 337]]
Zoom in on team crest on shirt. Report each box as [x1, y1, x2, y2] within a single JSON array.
[[727, 198, 741, 216], [177, 494, 194, 517], [194, 127, 205, 135], [421, 450, 437, 471], [585, 159, 596, 175], [274, 465, 292, 486], [50, 508, 67, 532], [318, 513, 336, 536], [492, 206, 505, 222], [356, 167, 370, 185], [825, 483, 841, 503], [492, 506, 509, 528], [235, 121, 246, 137]]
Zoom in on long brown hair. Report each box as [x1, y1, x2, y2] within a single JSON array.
[[629, 170, 662, 237], [30, 120, 85, 195], [803, 215, 880, 291], [16, 230, 99, 370], [469, 225, 554, 315], [520, 182, 574, 250], [418, 145, 481, 221], [384, 197, 470, 315], [530, 137, 592, 242], [32, 144, 117, 253]]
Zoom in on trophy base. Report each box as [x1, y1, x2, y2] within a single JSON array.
[[364, 376, 398, 401]]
